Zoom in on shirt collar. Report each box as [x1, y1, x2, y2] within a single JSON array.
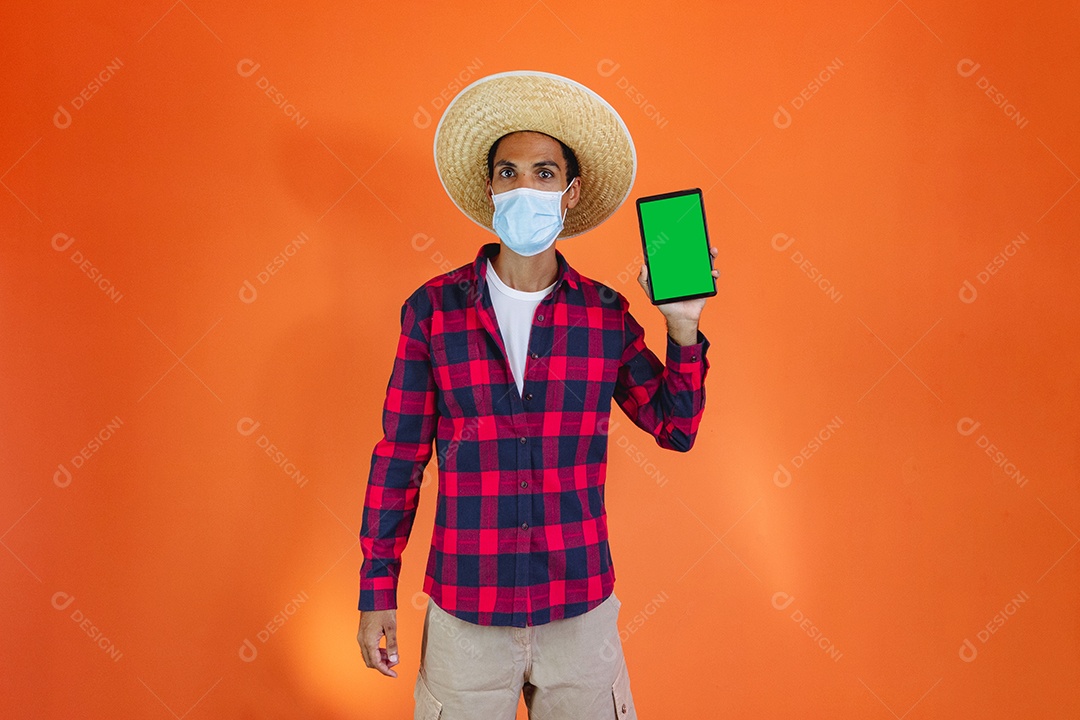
[[473, 242, 579, 305]]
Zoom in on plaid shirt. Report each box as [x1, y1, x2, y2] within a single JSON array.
[[359, 242, 710, 627]]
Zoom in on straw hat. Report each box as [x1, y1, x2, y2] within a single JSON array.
[[433, 70, 637, 239]]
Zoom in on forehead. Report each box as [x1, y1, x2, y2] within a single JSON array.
[[494, 131, 564, 165]]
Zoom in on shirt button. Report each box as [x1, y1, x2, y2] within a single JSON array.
[[520, 522, 529, 530], [690, 354, 698, 361], [537, 314, 544, 322], [519, 436, 527, 444], [530, 352, 539, 359], [520, 480, 528, 488], [524, 392, 532, 401], [621, 703, 628, 714]]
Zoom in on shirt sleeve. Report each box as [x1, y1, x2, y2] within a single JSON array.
[[358, 289, 437, 611], [613, 295, 711, 452]]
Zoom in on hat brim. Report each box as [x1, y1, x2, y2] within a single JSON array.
[[434, 70, 637, 239]]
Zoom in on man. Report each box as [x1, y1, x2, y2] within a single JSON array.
[[357, 70, 718, 719]]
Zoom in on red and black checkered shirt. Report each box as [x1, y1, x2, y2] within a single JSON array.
[[359, 242, 710, 627]]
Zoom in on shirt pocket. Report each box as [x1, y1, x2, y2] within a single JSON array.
[[430, 332, 492, 420]]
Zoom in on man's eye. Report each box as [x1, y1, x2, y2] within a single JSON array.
[[499, 168, 513, 177], [539, 170, 553, 179]]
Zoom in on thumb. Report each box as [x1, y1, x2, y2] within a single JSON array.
[[385, 621, 399, 664]]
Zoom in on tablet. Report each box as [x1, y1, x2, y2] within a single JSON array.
[[635, 188, 716, 305]]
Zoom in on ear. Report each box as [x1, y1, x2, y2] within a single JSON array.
[[485, 179, 494, 209], [565, 177, 581, 210]]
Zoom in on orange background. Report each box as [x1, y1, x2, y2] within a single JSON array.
[[3, 1, 1078, 717]]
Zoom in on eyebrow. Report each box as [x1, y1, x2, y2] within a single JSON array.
[[494, 159, 562, 171]]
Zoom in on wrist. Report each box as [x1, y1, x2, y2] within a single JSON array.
[[666, 320, 699, 346]]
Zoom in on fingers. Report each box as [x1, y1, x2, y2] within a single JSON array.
[[375, 648, 399, 678], [359, 612, 400, 679], [385, 622, 399, 667], [366, 635, 398, 678]]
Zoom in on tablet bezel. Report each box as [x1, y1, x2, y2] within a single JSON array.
[[635, 188, 717, 305]]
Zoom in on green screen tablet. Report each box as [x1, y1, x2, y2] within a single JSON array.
[[635, 188, 716, 305]]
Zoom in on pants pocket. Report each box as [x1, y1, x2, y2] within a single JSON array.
[[611, 660, 635, 719], [414, 670, 444, 720]]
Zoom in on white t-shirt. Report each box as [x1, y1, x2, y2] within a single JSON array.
[[486, 257, 555, 397]]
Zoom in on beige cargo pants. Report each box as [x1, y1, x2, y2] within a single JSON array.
[[413, 591, 637, 719]]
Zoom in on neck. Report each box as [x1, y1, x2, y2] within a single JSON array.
[[491, 244, 558, 291]]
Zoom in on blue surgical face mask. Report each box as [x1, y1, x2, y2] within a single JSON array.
[[490, 180, 575, 257]]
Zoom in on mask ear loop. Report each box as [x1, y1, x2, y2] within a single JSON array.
[[559, 177, 576, 222]]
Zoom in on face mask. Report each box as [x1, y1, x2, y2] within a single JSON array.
[[490, 180, 575, 257]]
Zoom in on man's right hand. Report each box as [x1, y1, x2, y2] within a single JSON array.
[[358, 609, 400, 678]]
